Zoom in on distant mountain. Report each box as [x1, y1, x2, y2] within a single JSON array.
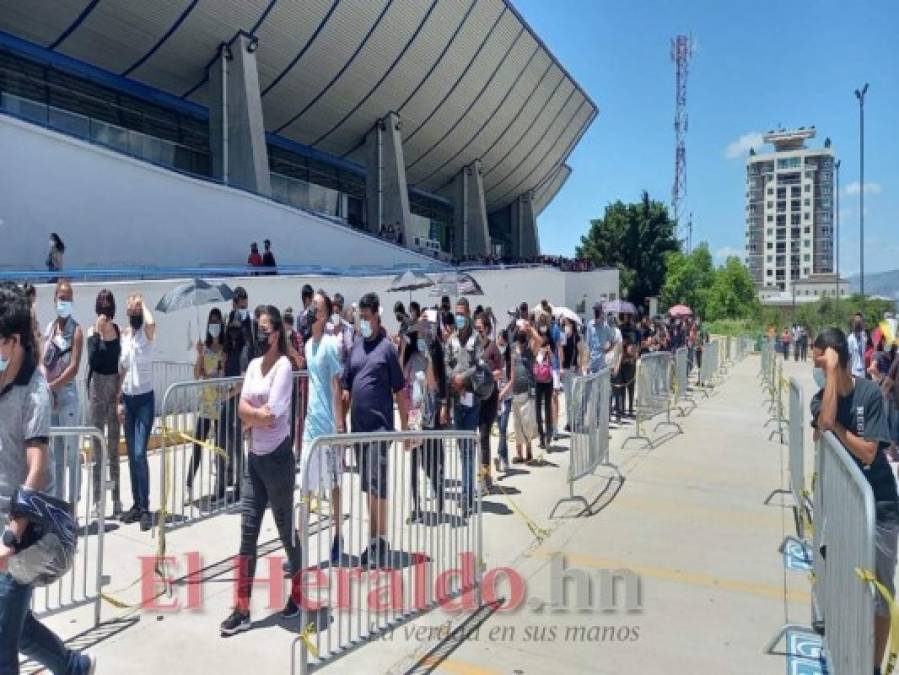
[[847, 269, 899, 301]]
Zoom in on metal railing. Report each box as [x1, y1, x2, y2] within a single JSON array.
[[291, 431, 483, 674], [32, 427, 107, 627], [622, 352, 682, 449], [672, 347, 696, 416], [550, 368, 617, 516]]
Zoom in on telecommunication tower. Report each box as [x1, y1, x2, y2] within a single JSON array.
[[671, 34, 694, 237]]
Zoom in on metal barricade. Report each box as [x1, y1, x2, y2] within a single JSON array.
[[763, 362, 786, 443], [672, 347, 696, 415], [32, 427, 107, 627], [767, 432, 876, 673], [291, 431, 484, 675], [698, 339, 719, 394], [622, 352, 682, 449], [550, 368, 618, 516], [764, 378, 809, 536], [157, 371, 307, 532]]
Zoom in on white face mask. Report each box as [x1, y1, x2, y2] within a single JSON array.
[[498, 344, 507, 355], [237, 308, 249, 322], [208, 323, 221, 339], [330, 313, 339, 326], [360, 319, 373, 339]]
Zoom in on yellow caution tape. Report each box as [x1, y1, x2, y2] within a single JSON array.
[[299, 622, 319, 659], [856, 567, 899, 675], [157, 426, 229, 462], [480, 467, 550, 544], [799, 489, 814, 539]]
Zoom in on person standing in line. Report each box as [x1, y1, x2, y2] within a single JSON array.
[[86, 289, 123, 518], [617, 323, 638, 419], [118, 293, 156, 532], [586, 303, 613, 374], [533, 331, 554, 449], [300, 291, 346, 563], [506, 324, 541, 464], [218, 287, 252, 503], [811, 327, 897, 671], [848, 313, 868, 379], [559, 318, 581, 432], [475, 314, 502, 492], [493, 330, 513, 474], [46, 233, 64, 279], [444, 298, 483, 516], [0, 283, 97, 674], [779, 327, 791, 362], [341, 293, 408, 567], [42, 281, 83, 505], [799, 326, 809, 362], [221, 306, 302, 636], [185, 308, 225, 503]]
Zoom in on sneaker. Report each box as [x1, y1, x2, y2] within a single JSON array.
[[220, 609, 251, 636], [359, 537, 390, 569], [139, 510, 152, 532], [119, 505, 141, 524], [330, 535, 344, 564], [499, 459, 510, 473], [111, 500, 124, 518], [282, 595, 300, 619], [282, 557, 293, 578]]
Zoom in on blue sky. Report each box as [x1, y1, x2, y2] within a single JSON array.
[[517, 0, 899, 276]]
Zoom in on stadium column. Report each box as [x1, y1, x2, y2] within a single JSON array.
[[511, 191, 539, 259], [364, 112, 413, 243], [452, 160, 492, 258], [209, 34, 272, 197]]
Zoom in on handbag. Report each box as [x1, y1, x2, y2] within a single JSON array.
[[533, 357, 552, 383]]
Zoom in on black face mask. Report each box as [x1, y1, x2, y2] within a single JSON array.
[[305, 307, 317, 328], [129, 314, 143, 330], [255, 331, 271, 354]]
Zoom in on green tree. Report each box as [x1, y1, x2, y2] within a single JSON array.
[[576, 191, 680, 305], [794, 294, 895, 337], [660, 242, 715, 317], [705, 256, 758, 321]]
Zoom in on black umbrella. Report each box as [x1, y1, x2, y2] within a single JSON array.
[[155, 279, 235, 350], [386, 270, 435, 303]]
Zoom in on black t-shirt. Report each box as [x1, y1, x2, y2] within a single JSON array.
[[562, 332, 580, 369], [810, 377, 897, 503]]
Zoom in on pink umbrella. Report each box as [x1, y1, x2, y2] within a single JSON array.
[[668, 304, 693, 318]]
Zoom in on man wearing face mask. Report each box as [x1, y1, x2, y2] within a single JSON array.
[[810, 327, 897, 670], [586, 303, 613, 374], [847, 312, 868, 379], [42, 281, 84, 505], [444, 298, 485, 516], [341, 293, 408, 567], [0, 284, 97, 675]]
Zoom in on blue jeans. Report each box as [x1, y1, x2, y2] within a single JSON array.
[[497, 397, 512, 463], [123, 391, 154, 511], [51, 384, 81, 504], [454, 401, 480, 509], [0, 572, 85, 674]]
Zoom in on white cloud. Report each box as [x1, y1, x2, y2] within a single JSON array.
[[715, 246, 742, 263], [843, 181, 882, 196], [724, 132, 764, 159]]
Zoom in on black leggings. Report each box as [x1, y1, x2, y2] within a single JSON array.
[[216, 397, 244, 498], [236, 437, 301, 600], [535, 381, 553, 444], [410, 433, 444, 513], [616, 363, 636, 416], [186, 417, 213, 489], [478, 391, 498, 468]]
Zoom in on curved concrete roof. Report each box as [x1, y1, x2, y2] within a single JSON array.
[[0, 0, 596, 212]]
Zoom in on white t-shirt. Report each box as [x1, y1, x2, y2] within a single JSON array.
[[604, 327, 622, 368], [120, 328, 154, 396]]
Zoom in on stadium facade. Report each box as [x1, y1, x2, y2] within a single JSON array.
[[0, 0, 597, 269]]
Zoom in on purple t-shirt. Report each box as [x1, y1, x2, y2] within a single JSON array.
[[342, 331, 404, 432]]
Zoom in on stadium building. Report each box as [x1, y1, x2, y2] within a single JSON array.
[[0, 0, 597, 270]]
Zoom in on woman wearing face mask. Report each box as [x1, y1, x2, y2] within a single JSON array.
[[476, 315, 502, 490], [186, 308, 225, 502], [87, 289, 123, 518], [118, 293, 156, 531], [42, 280, 84, 506], [402, 329, 441, 521], [217, 304, 252, 503], [493, 330, 513, 473], [559, 318, 581, 431], [221, 306, 302, 636], [508, 325, 541, 463]]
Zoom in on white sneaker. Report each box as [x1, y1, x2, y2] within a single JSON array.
[[499, 459, 510, 473]]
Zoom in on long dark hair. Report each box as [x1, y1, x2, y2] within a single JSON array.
[[205, 307, 224, 348], [260, 305, 288, 356], [95, 289, 116, 319], [50, 232, 65, 253]]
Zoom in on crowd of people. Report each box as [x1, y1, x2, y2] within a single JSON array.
[[451, 253, 597, 271]]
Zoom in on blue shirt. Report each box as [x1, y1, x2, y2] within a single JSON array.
[[586, 319, 612, 370], [303, 334, 343, 443], [342, 331, 405, 432]]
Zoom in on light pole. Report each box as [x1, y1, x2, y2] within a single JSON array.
[[835, 158, 840, 304], [854, 82, 869, 297]]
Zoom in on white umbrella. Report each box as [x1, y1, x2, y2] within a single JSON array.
[[552, 306, 582, 325]]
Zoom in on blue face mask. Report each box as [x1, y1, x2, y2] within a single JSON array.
[[0, 356, 7, 373], [813, 367, 826, 389], [208, 323, 221, 339], [56, 300, 72, 319], [237, 308, 249, 322], [360, 319, 373, 339], [455, 314, 466, 330]]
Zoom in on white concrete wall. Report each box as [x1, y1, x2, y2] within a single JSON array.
[[30, 267, 618, 367], [0, 115, 437, 270]]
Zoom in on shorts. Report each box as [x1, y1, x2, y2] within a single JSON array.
[[875, 516, 899, 617], [355, 441, 389, 499], [302, 442, 344, 493]]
